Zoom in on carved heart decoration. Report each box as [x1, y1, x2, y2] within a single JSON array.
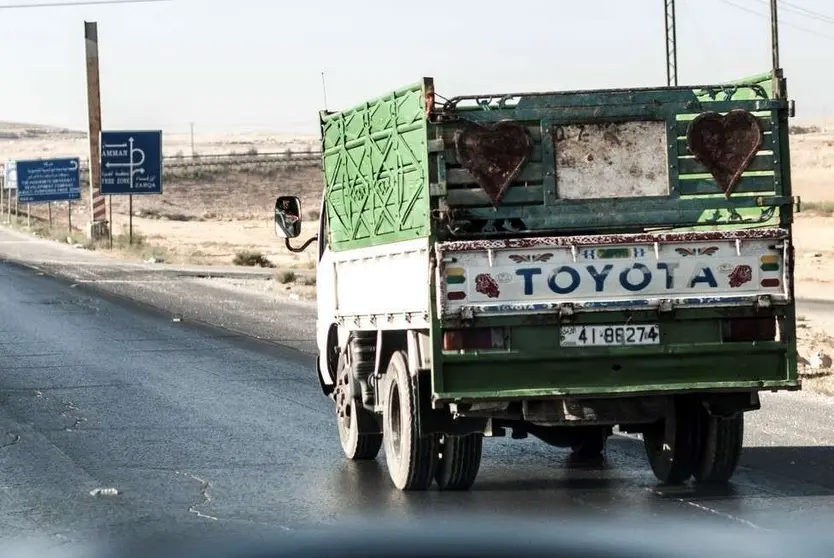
[[686, 109, 763, 198], [454, 120, 532, 207]]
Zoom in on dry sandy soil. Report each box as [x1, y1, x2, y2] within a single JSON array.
[[1, 121, 833, 382]]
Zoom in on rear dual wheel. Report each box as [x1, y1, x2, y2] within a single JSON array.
[[334, 353, 382, 460], [436, 434, 483, 491], [382, 350, 483, 491], [643, 397, 743, 485]]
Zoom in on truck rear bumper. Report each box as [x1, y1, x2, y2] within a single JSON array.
[[433, 342, 799, 403]]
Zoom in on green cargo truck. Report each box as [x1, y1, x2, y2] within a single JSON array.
[[273, 68, 799, 491]]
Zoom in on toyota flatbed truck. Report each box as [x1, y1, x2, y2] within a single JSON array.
[[273, 69, 800, 491]]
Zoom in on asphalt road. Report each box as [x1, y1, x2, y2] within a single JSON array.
[[2, 255, 834, 551]]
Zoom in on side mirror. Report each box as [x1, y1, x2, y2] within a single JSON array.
[[274, 195, 302, 239]]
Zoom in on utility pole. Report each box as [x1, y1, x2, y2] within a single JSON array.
[[664, 0, 678, 87], [84, 21, 108, 240], [769, 0, 785, 99], [321, 72, 328, 111]]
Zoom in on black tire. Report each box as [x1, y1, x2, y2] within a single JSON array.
[[435, 434, 483, 491], [382, 350, 438, 491], [693, 410, 744, 485], [570, 427, 609, 459], [335, 354, 382, 460], [643, 398, 700, 485]]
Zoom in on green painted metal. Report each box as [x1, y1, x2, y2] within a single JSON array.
[[319, 79, 432, 252], [432, 305, 798, 401], [316, 75, 798, 403], [433, 318, 797, 401], [432, 74, 790, 234], [458, 195, 792, 231], [316, 74, 791, 245]]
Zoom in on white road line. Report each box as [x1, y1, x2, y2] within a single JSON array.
[[72, 279, 172, 284]]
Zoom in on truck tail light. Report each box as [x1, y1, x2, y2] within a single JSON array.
[[443, 328, 506, 351], [722, 317, 777, 343]]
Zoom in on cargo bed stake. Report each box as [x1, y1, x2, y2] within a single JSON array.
[[570, 245, 578, 263], [735, 239, 742, 256]]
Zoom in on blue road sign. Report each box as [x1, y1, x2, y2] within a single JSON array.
[[16, 158, 81, 204], [100, 130, 163, 195]]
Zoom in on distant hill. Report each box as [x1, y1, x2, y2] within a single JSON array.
[[0, 121, 85, 140]]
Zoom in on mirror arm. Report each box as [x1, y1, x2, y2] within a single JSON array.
[[285, 235, 318, 253]]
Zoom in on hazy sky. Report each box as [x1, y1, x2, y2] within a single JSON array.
[[0, 0, 832, 135]]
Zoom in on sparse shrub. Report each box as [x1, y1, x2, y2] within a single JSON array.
[[163, 213, 201, 222], [246, 147, 259, 156], [233, 250, 275, 268], [790, 125, 822, 135], [305, 208, 320, 220], [803, 201, 834, 216], [276, 270, 297, 284]]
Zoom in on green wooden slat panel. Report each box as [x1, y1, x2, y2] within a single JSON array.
[[320, 80, 432, 251], [445, 185, 545, 207], [446, 156, 774, 189], [442, 125, 542, 143], [676, 133, 773, 155], [677, 174, 776, 195], [459, 195, 792, 231], [446, 82, 773, 112], [444, 144, 544, 165], [454, 100, 786, 125], [676, 117, 772, 137], [446, 163, 545, 185], [678, 153, 773, 175]]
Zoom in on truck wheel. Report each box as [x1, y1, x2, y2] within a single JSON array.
[[570, 426, 610, 460], [435, 434, 483, 491], [643, 398, 699, 485], [382, 350, 438, 491], [693, 411, 744, 485], [334, 354, 382, 460]]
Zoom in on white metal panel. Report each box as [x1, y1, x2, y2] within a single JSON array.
[[333, 238, 431, 320], [439, 238, 787, 317], [554, 121, 669, 199]]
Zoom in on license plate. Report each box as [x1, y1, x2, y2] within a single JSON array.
[[560, 324, 660, 347]]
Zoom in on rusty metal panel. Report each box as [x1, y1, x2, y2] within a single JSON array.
[[554, 121, 669, 200], [685, 110, 765, 198], [453, 120, 533, 207]]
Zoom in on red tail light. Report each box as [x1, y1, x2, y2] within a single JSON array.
[[443, 328, 506, 351], [722, 317, 777, 342]]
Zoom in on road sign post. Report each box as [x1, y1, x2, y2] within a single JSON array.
[[16, 158, 82, 215], [85, 21, 108, 241], [100, 130, 163, 196], [100, 130, 162, 245], [4, 160, 16, 224]]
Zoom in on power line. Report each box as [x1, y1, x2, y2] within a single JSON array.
[[0, 0, 171, 9], [751, 0, 834, 25], [716, 0, 834, 41]]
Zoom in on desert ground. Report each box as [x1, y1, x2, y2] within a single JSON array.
[[1, 120, 832, 385]]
